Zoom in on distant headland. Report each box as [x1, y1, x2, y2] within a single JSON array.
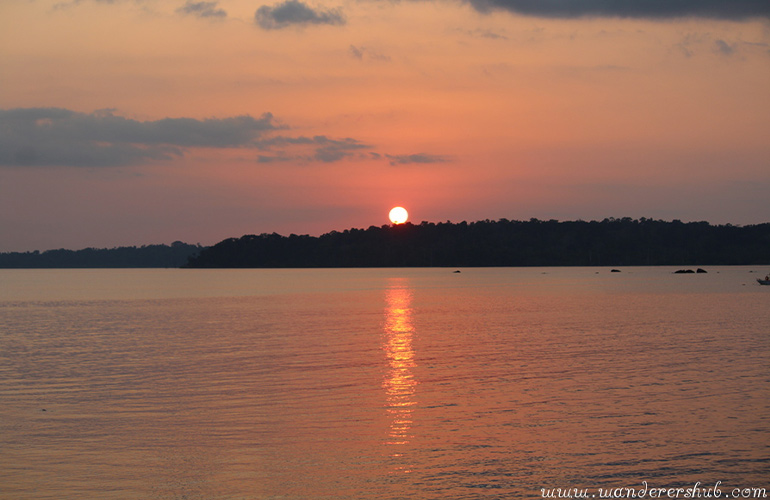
[[2, 218, 768, 269], [0, 242, 203, 269]]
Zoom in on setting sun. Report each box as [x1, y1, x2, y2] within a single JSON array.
[[389, 207, 409, 225]]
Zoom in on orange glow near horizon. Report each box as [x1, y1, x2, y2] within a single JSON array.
[[383, 279, 417, 469]]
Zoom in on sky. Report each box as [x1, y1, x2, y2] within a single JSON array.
[[1, 0, 769, 251]]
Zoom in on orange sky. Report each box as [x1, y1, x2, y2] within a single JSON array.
[[1, 0, 768, 251]]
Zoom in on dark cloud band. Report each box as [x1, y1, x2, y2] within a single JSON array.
[[0, 108, 276, 167], [465, 0, 770, 19], [0, 108, 453, 168]]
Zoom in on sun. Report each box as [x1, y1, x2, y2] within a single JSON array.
[[389, 206, 409, 225]]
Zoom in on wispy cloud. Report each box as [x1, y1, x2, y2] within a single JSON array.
[[52, 0, 119, 10], [714, 39, 735, 55], [385, 153, 450, 166], [256, 135, 372, 163], [255, 0, 345, 30], [177, 0, 227, 18], [349, 45, 391, 62], [463, 28, 509, 40], [465, 0, 770, 19], [671, 32, 765, 58]]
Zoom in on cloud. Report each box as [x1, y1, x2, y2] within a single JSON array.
[[52, 0, 117, 10], [673, 33, 758, 58], [349, 45, 365, 60], [465, 0, 770, 19], [2, 108, 446, 168], [385, 153, 450, 166], [472, 29, 508, 40], [257, 155, 294, 163], [255, 0, 345, 29], [0, 108, 278, 167], [177, 0, 227, 18], [256, 135, 372, 163], [349, 45, 391, 62], [714, 39, 735, 55], [257, 143, 451, 165]]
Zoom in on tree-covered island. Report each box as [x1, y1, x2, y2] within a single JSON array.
[[184, 218, 770, 268], [2, 218, 767, 268]]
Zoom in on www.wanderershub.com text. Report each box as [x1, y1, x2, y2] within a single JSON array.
[[541, 481, 767, 499]]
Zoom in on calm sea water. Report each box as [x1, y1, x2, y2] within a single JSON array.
[[1, 267, 768, 499]]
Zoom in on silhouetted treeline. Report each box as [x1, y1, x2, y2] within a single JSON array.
[[0, 241, 203, 268], [184, 218, 770, 268]]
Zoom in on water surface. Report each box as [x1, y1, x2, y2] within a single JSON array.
[[1, 267, 768, 499]]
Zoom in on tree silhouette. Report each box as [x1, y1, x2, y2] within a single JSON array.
[[184, 218, 770, 268]]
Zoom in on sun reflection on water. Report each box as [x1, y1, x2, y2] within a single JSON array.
[[382, 278, 417, 468]]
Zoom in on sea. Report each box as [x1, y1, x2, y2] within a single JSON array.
[[0, 267, 768, 500]]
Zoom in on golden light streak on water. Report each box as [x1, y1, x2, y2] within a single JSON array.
[[382, 278, 417, 469]]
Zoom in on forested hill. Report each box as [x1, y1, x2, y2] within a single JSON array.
[[0, 242, 203, 268], [184, 218, 770, 268]]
